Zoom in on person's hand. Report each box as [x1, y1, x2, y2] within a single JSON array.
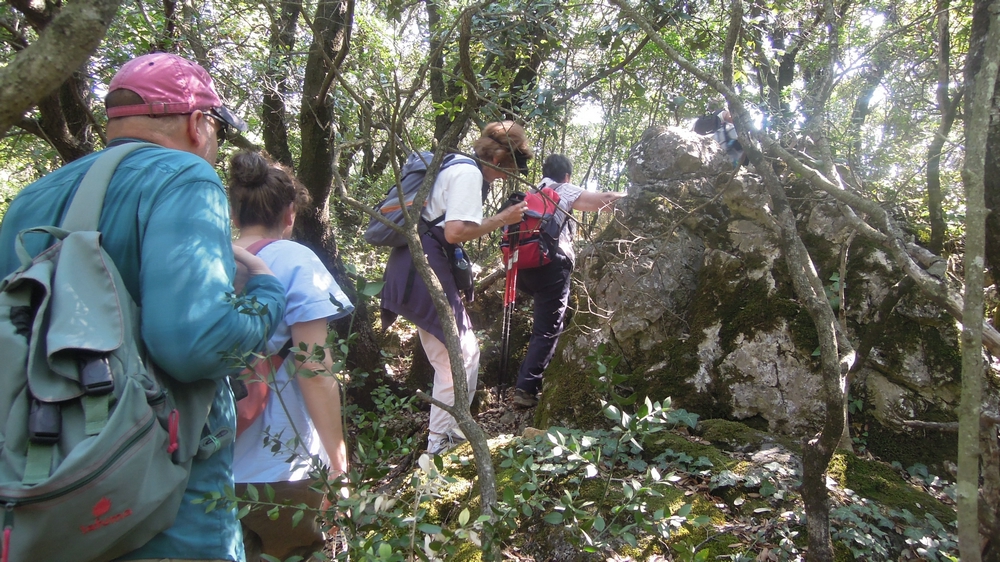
[[496, 201, 528, 229], [232, 244, 275, 292]]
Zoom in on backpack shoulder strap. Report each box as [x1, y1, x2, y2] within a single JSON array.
[[421, 153, 476, 229], [276, 338, 294, 360], [246, 238, 280, 255], [60, 142, 160, 232]]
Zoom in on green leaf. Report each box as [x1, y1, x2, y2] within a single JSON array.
[[418, 523, 443, 534], [543, 511, 564, 524], [617, 392, 640, 406], [459, 508, 470, 526], [361, 280, 385, 296], [291, 508, 304, 528]]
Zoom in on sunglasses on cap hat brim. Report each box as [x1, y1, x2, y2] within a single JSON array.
[[205, 107, 247, 144], [210, 106, 247, 132]]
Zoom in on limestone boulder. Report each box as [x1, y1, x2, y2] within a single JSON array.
[[536, 125, 969, 466]]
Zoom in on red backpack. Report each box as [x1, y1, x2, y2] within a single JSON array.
[[500, 185, 566, 269], [234, 239, 292, 437]]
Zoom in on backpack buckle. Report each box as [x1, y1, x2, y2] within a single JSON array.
[[79, 355, 114, 396], [28, 399, 60, 444]]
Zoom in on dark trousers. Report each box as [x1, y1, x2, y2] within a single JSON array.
[[514, 256, 573, 395]]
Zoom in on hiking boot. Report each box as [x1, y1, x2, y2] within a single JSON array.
[[427, 431, 467, 455], [512, 388, 539, 408]]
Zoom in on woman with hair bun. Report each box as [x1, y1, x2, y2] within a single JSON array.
[[228, 151, 353, 561], [380, 120, 533, 455]]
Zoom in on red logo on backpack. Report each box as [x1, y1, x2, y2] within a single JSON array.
[[80, 497, 133, 534], [501, 186, 564, 269]]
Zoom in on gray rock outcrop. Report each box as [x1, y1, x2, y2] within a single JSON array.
[[537, 125, 968, 465]]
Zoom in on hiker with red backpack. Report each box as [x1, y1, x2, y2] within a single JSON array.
[[379, 121, 533, 455], [502, 155, 625, 408], [228, 151, 354, 562]]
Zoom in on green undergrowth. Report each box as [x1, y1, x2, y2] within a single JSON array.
[[405, 415, 958, 561], [277, 315, 959, 562]]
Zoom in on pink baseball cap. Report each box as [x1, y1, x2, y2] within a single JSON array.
[[106, 53, 247, 132]]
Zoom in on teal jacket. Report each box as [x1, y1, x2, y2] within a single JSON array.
[[0, 140, 287, 561]]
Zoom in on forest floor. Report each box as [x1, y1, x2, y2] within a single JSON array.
[[330, 376, 960, 561], [330, 327, 958, 560]]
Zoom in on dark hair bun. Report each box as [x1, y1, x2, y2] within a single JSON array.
[[229, 151, 270, 188]]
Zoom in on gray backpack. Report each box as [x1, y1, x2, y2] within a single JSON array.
[[364, 151, 477, 247], [0, 143, 224, 562]]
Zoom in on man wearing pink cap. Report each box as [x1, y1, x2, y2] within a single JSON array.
[[0, 53, 286, 561]]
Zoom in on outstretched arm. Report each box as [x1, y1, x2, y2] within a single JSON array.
[[572, 191, 626, 213], [443, 202, 527, 244]]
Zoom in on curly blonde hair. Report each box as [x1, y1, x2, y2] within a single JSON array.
[[472, 121, 534, 174]]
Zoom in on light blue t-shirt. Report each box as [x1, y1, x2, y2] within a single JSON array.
[[0, 141, 287, 562], [233, 240, 354, 483]]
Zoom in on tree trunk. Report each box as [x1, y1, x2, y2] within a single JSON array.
[[261, 0, 301, 169], [295, 0, 384, 389], [426, 0, 459, 142], [961, 1, 1000, 560], [980, 414, 1000, 562], [927, 0, 956, 254], [847, 65, 886, 179]]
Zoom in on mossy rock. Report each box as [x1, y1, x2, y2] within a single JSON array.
[[696, 418, 800, 453], [533, 348, 608, 431], [643, 430, 738, 470], [827, 451, 955, 523]]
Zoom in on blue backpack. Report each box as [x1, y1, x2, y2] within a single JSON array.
[[364, 151, 477, 247]]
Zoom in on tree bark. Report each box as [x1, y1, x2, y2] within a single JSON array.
[[980, 413, 1000, 562], [295, 0, 385, 388], [426, 0, 459, 142], [961, 1, 1000, 559], [927, 0, 957, 254], [0, 0, 121, 140], [984, 3, 1000, 293], [261, 0, 301, 169], [847, 64, 886, 177], [155, 0, 178, 53]]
